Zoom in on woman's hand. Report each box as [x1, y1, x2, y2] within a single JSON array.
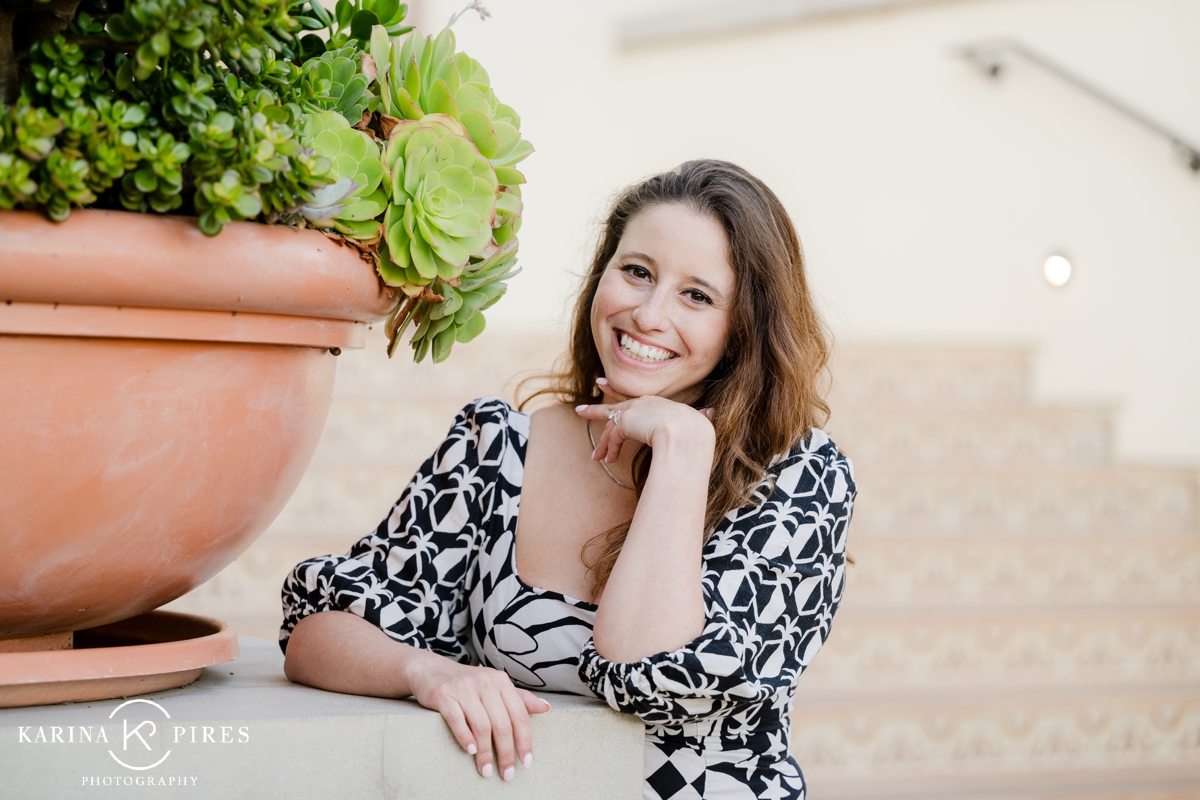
[[404, 649, 551, 781], [575, 377, 715, 465]]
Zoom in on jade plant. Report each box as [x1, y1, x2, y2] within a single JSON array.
[[0, 0, 529, 362]]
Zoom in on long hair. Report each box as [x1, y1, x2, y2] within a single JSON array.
[[517, 159, 830, 596]]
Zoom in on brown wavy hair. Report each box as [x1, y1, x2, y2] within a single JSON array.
[[516, 159, 830, 596]]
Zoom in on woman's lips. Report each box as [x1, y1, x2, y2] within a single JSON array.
[[609, 328, 676, 369]]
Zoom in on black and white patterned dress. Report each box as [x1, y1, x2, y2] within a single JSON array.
[[280, 396, 855, 800]]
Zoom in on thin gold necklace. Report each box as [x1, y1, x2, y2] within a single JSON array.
[[586, 418, 634, 489]]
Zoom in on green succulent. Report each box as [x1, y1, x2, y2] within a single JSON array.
[[300, 109, 386, 239], [35, 150, 95, 221], [3, 0, 525, 368], [385, 238, 521, 363], [303, 46, 378, 126], [119, 132, 191, 213], [194, 168, 263, 234], [376, 113, 498, 295], [6, 102, 63, 161], [0, 153, 38, 208], [370, 26, 532, 187]]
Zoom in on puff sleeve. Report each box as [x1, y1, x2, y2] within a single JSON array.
[[577, 429, 855, 724], [278, 397, 510, 660]]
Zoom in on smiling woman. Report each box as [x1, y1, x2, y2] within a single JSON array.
[[278, 160, 855, 800]]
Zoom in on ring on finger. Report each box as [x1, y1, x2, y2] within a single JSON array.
[[608, 408, 621, 424]]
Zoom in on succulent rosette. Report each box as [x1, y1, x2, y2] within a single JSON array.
[[299, 109, 386, 240], [377, 113, 497, 288], [350, 25, 530, 362], [369, 26, 532, 187]]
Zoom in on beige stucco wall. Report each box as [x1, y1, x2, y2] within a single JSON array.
[[410, 0, 1200, 465]]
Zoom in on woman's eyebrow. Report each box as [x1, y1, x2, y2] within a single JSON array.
[[621, 250, 658, 266], [688, 276, 726, 300]]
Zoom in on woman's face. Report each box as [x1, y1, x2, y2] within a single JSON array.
[[590, 202, 736, 406]]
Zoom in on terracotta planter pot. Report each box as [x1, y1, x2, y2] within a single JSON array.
[[0, 209, 395, 641]]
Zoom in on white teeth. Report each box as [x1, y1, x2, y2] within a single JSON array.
[[619, 332, 676, 363]]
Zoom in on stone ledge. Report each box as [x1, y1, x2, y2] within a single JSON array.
[[0, 637, 644, 800]]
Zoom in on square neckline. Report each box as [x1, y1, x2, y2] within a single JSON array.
[[505, 406, 600, 611]]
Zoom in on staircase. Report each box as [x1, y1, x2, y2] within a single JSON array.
[[165, 335, 1200, 797], [792, 345, 1200, 799]]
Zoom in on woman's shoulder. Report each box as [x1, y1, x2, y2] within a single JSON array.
[[752, 427, 856, 509], [438, 396, 530, 482], [715, 428, 855, 563]]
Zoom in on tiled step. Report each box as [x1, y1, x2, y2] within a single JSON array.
[[851, 467, 1199, 537], [827, 344, 1033, 410], [802, 606, 1200, 690], [845, 534, 1200, 607], [790, 682, 1200, 799], [827, 406, 1114, 469]]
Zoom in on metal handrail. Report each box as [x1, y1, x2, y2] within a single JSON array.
[[961, 40, 1200, 173]]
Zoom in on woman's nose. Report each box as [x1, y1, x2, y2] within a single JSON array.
[[630, 290, 670, 331]]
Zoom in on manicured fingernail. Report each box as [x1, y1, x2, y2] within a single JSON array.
[[503, 766, 515, 782], [597, 377, 607, 384], [481, 763, 493, 778], [467, 743, 477, 755], [575, 404, 587, 412], [523, 753, 533, 768]]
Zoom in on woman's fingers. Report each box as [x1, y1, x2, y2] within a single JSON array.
[[457, 691, 496, 778], [437, 697, 478, 757], [479, 684, 518, 781], [603, 419, 625, 463], [500, 682, 535, 769], [517, 688, 552, 715], [577, 402, 616, 422], [590, 418, 612, 460]]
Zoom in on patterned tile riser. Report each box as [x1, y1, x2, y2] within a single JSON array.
[[826, 346, 1032, 410], [790, 691, 1200, 779], [850, 468, 1199, 536], [800, 608, 1200, 688], [827, 407, 1114, 469], [845, 535, 1200, 607]]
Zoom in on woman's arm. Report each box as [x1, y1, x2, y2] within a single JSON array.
[[285, 609, 550, 780], [580, 394, 716, 663], [278, 398, 549, 781], [283, 608, 424, 698], [578, 434, 855, 725]]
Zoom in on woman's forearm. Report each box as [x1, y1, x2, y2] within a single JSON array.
[[593, 427, 713, 663], [283, 609, 439, 698]]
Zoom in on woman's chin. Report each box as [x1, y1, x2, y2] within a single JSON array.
[[605, 373, 688, 402]]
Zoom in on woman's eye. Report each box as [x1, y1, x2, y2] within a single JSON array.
[[623, 264, 650, 279], [687, 290, 713, 305]]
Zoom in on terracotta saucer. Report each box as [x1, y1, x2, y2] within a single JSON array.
[[0, 611, 239, 708]]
